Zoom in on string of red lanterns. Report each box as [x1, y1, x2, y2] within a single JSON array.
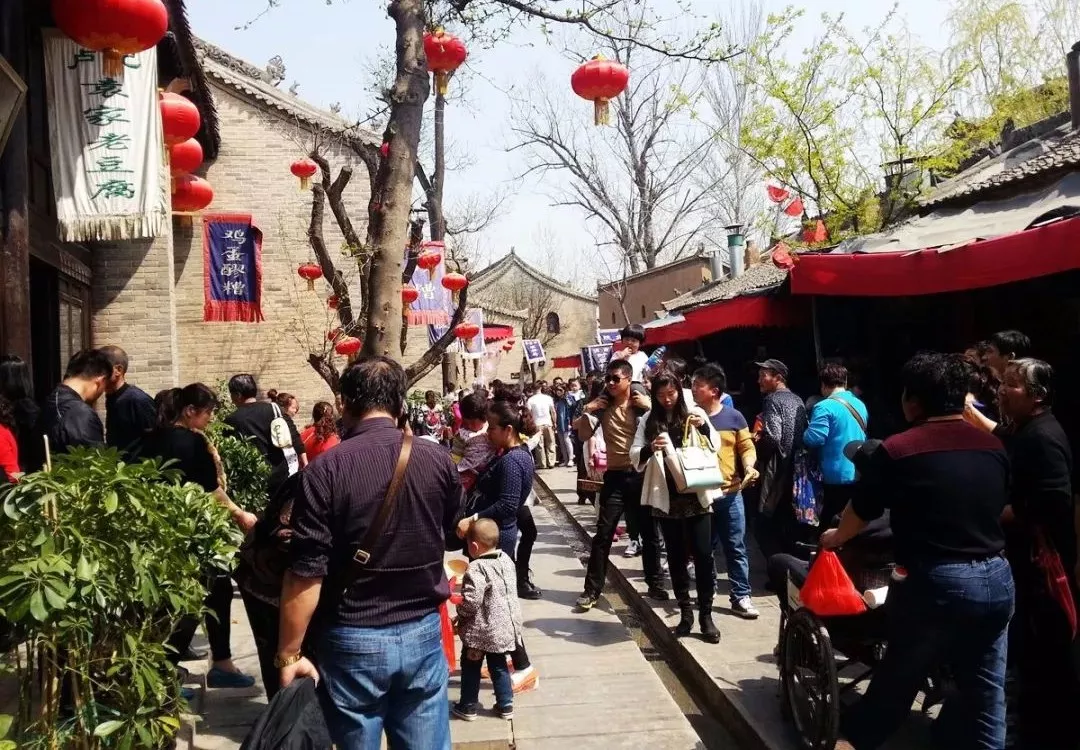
[[172, 175, 213, 213], [161, 93, 201, 146]]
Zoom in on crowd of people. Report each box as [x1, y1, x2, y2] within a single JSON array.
[[0, 320, 1076, 749]]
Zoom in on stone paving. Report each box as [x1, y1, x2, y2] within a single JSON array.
[[188, 501, 705, 749], [537, 466, 933, 750]]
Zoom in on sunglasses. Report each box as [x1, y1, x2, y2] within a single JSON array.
[[605, 375, 627, 384]]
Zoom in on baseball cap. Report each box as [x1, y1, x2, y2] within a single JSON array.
[[754, 358, 790, 380], [843, 439, 883, 473]]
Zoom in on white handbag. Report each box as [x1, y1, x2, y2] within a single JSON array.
[[665, 418, 724, 492]]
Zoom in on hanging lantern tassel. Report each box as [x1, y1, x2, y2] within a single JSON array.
[[435, 71, 449, 96], [594, 98, 610, 126]]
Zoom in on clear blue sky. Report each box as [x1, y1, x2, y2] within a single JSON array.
[[185, 0, 954, 279]]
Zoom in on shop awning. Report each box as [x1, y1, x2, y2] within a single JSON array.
[[645, 295, 803, 346], [483, 324, 514, 341], [790, 216, 1080, 297], [552, 355, 582, 369]]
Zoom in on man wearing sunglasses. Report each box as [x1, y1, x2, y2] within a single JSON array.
[[573, 360, 666, 610]]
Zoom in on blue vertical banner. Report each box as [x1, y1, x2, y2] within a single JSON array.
[[598, 328, 621, 346], [407, 243, 452, 326], [203, 214, 264, 322], [523, 339, 546, 364], [580, 345, 613, 373]]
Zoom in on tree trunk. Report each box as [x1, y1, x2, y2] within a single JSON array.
[[364, 0, 429, 359]]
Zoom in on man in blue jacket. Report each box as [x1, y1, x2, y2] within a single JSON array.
[[802, 362, 868, 524]]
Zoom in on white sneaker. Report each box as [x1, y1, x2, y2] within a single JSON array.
[[732, 596, 760, 620], [623, 539, 640, 557]]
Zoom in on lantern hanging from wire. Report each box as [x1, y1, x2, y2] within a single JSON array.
[[52, 0, 169, 76], [160, 92, 201, 147], [441, 271, 468, 302], [423, 28, 468, 96], [334, 336, 362, 357], [402, 285, 420, 305], [571, 55, 630, 126], [171, 175, 213, 213], [297, 262, 323, 291], [168, 138, 203, 179], [416, 241, 443, 277], [327, 327, 342, 342], [454, 322, 480, 340], [291, 159, 318, 190]]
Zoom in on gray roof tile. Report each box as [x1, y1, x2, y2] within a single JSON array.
[[663, 263, 788, 311]]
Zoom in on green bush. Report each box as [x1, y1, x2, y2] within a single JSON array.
[[204, 383, 272, 514], [0, 448, 240, 749]]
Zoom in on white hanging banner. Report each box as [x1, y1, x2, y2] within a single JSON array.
[[43, 31, 167, 243]]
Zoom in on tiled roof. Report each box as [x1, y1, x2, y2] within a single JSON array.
[[922, 123, 1080, 208], [192, 38, 379, 146], [662, 263, 788, 312], [471, 250, 597, 304]]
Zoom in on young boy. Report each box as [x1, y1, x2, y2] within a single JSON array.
[[453, 519, 524, 721]]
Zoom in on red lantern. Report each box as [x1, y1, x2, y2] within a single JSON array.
[[402, 285, 420, 305], [52, 0, 169, 77], [502, 341, 513, 352], [571, 55, 630, 126], [291, 159, 318, 190], [334, 336, 362, 357], [424, 29, 468, 96], [772, 243, 797, 270], [440, 272, 468, 294], [416, 243, 443, 273], [171, 175, 213, 213], [380, 142, 390, 158], [169, 138, 203, 178], [327, 327, 342, 342], [454, 322, 480, 340], [160, 92, 201, 147], [297, 262, 323, 291]]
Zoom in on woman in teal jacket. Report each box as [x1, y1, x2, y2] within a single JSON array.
[[802, 362, 867, 523]]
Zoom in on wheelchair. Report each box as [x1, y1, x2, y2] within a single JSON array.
[[777, 548, 949, 750]]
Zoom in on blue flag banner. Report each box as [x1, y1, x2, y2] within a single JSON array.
[[523, 339, 546, 364], [581, 344, 613, 373], [598, 328, 621, 346], [203, 214, 264, 322], [407, 248, 451, 326]]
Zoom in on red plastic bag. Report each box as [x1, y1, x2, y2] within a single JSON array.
[[800, 550, 867, 617]]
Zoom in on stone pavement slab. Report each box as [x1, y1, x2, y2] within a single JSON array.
[[537, 466, 933, 750], [190, 500, 705, 749]]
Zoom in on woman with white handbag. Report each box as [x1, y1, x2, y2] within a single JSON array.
[[631, 371, 726, 643]]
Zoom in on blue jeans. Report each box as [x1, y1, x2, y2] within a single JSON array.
[[316, 611, 450, 750], [711, 492, 751, 603], [844, 556, 1014, 750], [459, 649, 513, 710]]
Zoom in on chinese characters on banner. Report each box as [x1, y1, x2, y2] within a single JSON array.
[[597, 329, 621, 346], [406, 248, 452, 327], [42, 32, 166, 242], [580, 345, 613, 373], [523, 339, 547, 364], [203, 214, 265, 322]]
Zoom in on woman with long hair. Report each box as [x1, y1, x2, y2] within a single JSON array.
[[632, 369, 721, 643], [300, 401, 341, 461], [0, 395, 22, 482], [455, 399, 541, 692], [0, 355, 41, 472], [144, 383, 258, 688]]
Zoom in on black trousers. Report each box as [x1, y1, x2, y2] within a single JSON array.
[[584, 469, 663, 596], [573, 438, 595, 503], [239, 588, 281, 700], [516, 504, 537, 583], [821, 483, 856, 527], [660, 514, 714, 610], [168, 574, 235, 664]]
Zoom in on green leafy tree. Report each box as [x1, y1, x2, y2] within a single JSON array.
[[0, 449, 239, 748], [204, 388, 271, 514]]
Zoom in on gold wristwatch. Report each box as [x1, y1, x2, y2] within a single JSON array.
[[273, 651, 304, 669]]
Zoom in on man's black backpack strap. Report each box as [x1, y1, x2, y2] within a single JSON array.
[[338, 435, 413, 592]]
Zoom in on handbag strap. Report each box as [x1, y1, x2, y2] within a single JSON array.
[[349, 435, 413, 570], [681, 417, 708, 449], [831, 395, 866, 433]]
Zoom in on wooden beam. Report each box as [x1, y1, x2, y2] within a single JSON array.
[[0, 0, 31, 361]]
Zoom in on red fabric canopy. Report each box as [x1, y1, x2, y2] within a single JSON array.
[[646, 295, 803, 346], [483, 324, 514, 341], [552, 355, 582, 369], [789, 217, 1080, 297]]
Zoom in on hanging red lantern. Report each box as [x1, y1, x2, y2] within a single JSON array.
[[297, 262, 323, 291], [784, 197, 805, 218], [334, 336, 362, 357], [571, 55, 630, 126], [291, 159, 318, 190], [402, 285, 420, 305], [327, 327, 342, 342], [767, 185, 791, 204], [169, 138, 203, 178], [424, 29, 468, 96], [171, 175, 213, 213], [772, 243, 797, 270], [416, 244, 443, 273], [380, 141, 390, 158], [454, 322, 480, 340], [440, 272, 468, 294], [160, 92, 202, 147], [52, 0, 169, 77], [327, 295, 340, 310]]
